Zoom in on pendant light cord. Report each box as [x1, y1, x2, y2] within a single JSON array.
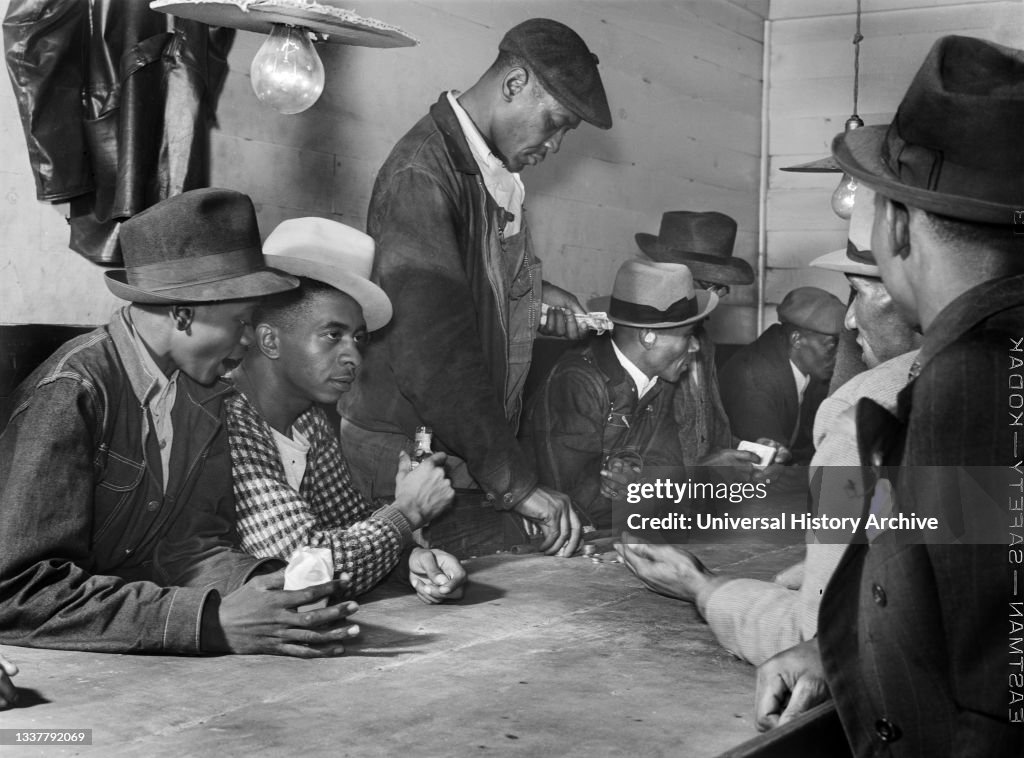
[[852, 0, 863, 117]]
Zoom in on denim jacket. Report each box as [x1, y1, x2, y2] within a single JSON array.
[[341, 93, 540, 508], [520, 336, 684, 528], [0, 308, 268, 653]]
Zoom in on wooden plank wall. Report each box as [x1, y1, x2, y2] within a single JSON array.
[[0, 0, 769, 344], [764, 0, 1024, 314]]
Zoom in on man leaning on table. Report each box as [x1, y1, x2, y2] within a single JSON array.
[[0, 189, 360, 659], [340, 19, 613, 557]]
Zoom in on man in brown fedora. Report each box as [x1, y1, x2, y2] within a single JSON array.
[[637, 210, 779, 481], [521, 259, 717, 529], [340, 19, 613, 558], [0, 188, 362, 658], [227, 218, 466, 605], [752, 36, 1023, 756], [719, 286, 846, 467]]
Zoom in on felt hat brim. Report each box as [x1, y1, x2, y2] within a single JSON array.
[[809, 248, 880, 278], [608, 290, 719, 329], [263, 254, 393, 332], [833, 126, 1017, 225], [635, 234, 754, 285], [151, 0, 418, 48], [104, 267, 298, 304]]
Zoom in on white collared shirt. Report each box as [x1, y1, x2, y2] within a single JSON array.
[[270, 425, 311, 492], [126, 317, 179, 492], [790, 360, 810, 404], [447, 90, 524, 236], [612, 340, 659, 399]]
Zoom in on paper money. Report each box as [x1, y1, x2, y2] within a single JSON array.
[[540, 304, 614, 334]]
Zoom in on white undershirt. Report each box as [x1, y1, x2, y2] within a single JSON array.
[[271, 425, 311, 492], [612, 340, 658, 399], [447, 90, 524, 236]]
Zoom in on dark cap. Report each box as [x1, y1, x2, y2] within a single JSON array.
[[499, 18, 612, 130]]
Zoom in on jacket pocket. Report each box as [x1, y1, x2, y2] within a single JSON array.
[[93, 445, 146, 539]]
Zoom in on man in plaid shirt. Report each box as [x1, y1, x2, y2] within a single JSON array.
[[227, 218, 465, 603]]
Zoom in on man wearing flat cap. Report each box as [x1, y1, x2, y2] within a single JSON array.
[[0, 188, 361, 658], [719, 287, 846, 466], [341, 19, 612, 557], [752, 36, 1024, 756], [521, 259, 716, 529]]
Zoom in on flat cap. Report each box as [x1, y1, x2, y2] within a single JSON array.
[[499, 18, 612, 130], [777, 287, 846, 335]]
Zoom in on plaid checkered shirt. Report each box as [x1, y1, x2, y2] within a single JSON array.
[[227, 391, 413, 598]]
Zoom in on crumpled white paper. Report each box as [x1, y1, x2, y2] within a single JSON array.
[[284, 546, 333, 612]]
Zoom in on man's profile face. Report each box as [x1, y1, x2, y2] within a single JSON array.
[[844, 275, 918, 369], [275, 289, 367, 405], [791, 329, 838, 382], [173, 299, 257, 385], [646, 324, 699, 383], [492, 77, 581, 172]]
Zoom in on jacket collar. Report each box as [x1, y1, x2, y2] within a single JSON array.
[[912, 273, 1024, 378], [109, 307, 233, 410], [429, 93, 481, 177]]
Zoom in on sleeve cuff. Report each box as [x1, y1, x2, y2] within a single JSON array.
[[372, 503, 414, 546], [162, 586, 216, 654]]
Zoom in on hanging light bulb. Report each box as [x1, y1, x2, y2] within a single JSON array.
[[250, 24, 325, 115], [829, 115, 864, 220]]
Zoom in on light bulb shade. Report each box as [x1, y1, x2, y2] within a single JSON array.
[[830, 173, 858, 220], [250, 24, 325, 115]]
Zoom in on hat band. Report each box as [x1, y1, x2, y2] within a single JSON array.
[[846, 239, 876, 265], [127, 248, 263, 292], [882, 119, 1022, 208], [609, 294, 697, 325]]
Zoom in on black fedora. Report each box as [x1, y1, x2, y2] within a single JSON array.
[[635, 211, 754, 286], [833, 35, 1024, 225], [105, 188, 298, 304]]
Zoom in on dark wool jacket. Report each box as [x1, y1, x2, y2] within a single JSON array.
[[718, 323, 828, 464], [520, 335, 684, 528], [341, 93, 540, 508], [821, 275, 1024, 758], [0, 309, 270, 653]]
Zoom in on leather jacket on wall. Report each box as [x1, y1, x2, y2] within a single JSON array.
[[3, 0, 233, 263]]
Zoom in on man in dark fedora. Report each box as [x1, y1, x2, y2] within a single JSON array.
[[340, 19, 612, 558], [719, 286, 846, 466], [636, 210, 776, 480], [227, 217, 465, 605], [521, 259, 717, 529], [0, 188, 362, 658], [752, 37, 1023, 756]]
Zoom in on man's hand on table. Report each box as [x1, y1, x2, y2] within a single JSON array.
[[0, 652, 18, 708], [614, 532, 726, 604], [210, 569, 360, 657], [539, 282, 587, 340], [514, 486, 582, 557], [755, 638, 830, 731], [408, 547, 467, 604]]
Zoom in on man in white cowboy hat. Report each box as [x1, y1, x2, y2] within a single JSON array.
[[521, 259, 717, 529], [636, 210, 780, 480], [719, 286, 846, 467], [340, 19, 615, 558], [227, 218, 466, 604], [617, 185, 922, 668], [752, 36, 1023, 755], [0, 188, 363, 658]]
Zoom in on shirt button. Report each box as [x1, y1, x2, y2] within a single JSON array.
[[503, 493, 514, 505], [872, 583, 887, 607], [485, 493, 495, 503], [147, 500, 160, 512], [875, 718, 901, 742], [124, 548, 133, 556], [159, 439, 167, 449]]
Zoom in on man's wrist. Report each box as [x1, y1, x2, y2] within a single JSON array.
[[199, 592, 228, 654]]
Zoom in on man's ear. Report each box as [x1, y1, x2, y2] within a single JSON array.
[[171, 305, 194, 334], [878, 195, 912, 262], [255, 323, 281, 359], [501, 67, 529, 101], [640, 329, 657, 349]]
